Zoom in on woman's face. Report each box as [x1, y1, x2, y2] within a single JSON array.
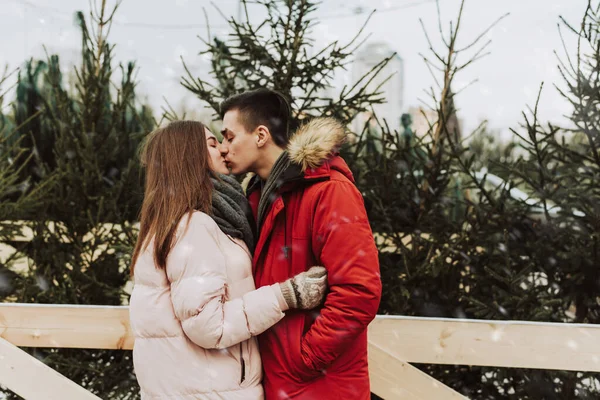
[[206, 128, 230, 175]]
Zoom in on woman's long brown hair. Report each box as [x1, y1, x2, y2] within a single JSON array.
[[131, 120, 213, 275]]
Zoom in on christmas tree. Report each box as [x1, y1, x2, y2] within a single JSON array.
[[1, 2, 154, 398], [182, 0, 394, 128], [0, 66, 55, 304], [344, 1, 600, 398]]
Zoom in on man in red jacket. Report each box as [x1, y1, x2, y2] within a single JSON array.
[[219, 88, 382, 399]]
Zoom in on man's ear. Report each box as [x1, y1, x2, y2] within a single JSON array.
[[255, 125, 271, 148]]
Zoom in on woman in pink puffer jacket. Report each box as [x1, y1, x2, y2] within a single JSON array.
[[129, 120, 327, 399]]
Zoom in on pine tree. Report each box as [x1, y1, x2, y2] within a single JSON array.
[[555, 0, 600, 325], [2, 2, 154, 398], [0, 67, 55, 304], [341, 0, 600, 398], [181, 0, 393, 129]]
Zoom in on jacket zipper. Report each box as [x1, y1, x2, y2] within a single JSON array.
[[240, 342, 246, 384], [283, 209, 289, 259]]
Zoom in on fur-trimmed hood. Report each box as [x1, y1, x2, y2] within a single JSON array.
[[241, 117, 348, 193], [287, 117, 347, 172]]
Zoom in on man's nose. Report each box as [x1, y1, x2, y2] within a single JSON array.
[[219, 142, 229, 155]]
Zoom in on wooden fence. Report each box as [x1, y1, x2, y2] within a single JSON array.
[[1, 304, 600, 399]]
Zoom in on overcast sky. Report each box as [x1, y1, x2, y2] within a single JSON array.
[[0, 0, 589, 136]]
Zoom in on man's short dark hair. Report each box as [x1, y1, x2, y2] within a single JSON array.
[[220, 88, 292, 148]]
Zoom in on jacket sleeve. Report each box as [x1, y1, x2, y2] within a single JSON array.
[[300, 180, 382, 377], [167, 212, 285, 349]]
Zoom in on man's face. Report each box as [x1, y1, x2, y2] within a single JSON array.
[[221, 109, 261, 175]]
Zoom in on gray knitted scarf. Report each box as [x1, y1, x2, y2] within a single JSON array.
[[210, 173, 255, 252], [256, 151, 292, 231]]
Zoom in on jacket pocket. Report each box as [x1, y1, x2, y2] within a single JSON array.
[[287, 313, 321, 383]]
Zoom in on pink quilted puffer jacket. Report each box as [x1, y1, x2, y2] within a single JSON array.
[[129, 211, 287, 399]]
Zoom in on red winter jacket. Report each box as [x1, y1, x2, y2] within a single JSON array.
[[246, 118, 382, 400]]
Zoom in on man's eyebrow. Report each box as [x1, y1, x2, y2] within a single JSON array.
[[220, 128, 228, 136]]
